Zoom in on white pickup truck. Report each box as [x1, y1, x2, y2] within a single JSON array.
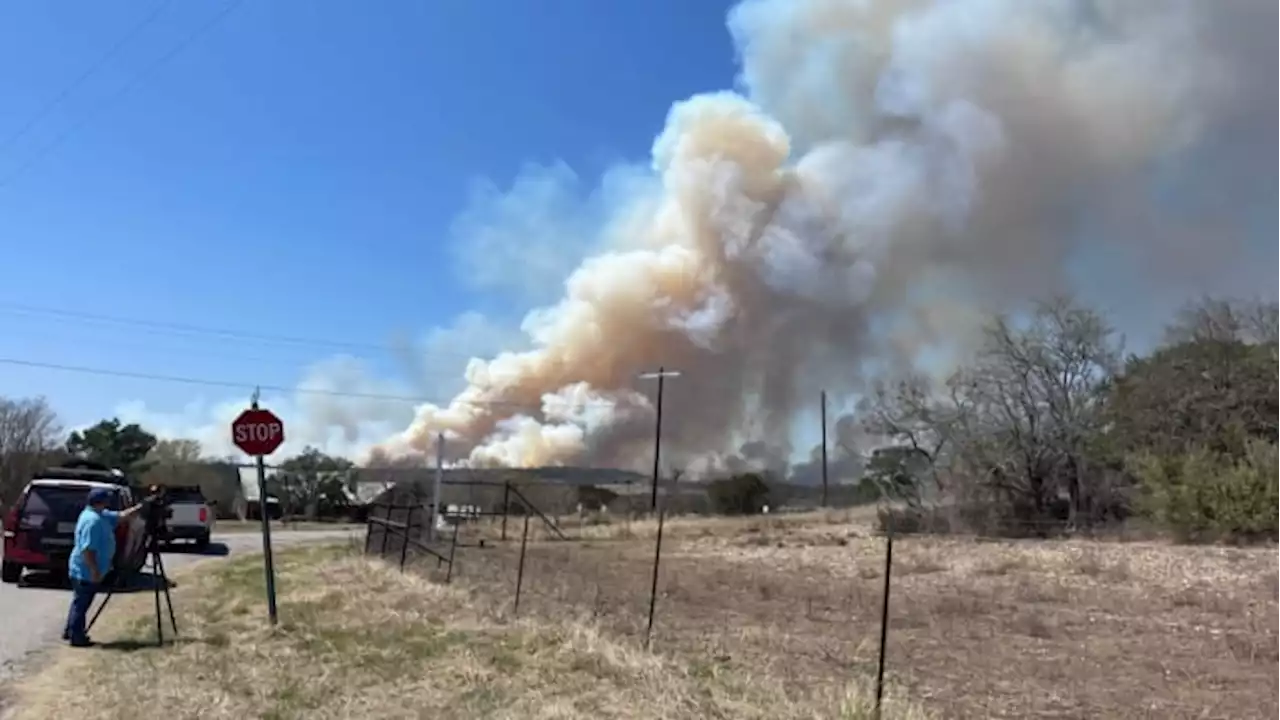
[[163, 485, 215, 550]]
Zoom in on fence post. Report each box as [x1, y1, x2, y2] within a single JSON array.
[[644, 504, 668, 650], [513, 514, 530, 616], [399, 506, 413, 572], [501, 481, 511, 541], [436, 503, 446, 569], [874, 521, 894, 719], [444, 518, 460, 584], [379, 504, 392, 557], [509, 484, 568, 540], [362, 512, 373, 555]]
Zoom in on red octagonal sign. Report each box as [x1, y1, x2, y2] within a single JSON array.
[[232, 408, 285, 457]]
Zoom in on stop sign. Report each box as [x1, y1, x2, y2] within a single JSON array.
[[231, 407, 285, 457]]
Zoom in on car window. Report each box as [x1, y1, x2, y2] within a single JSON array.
[[167, 487, 206, 503], [24, 486, 87, 520], [22, 485, 122, 520]]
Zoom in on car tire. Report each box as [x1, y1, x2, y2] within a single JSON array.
[[196, 532, 211, 550], [1, 561, 21, 584]]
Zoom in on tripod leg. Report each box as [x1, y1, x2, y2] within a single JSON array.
[[86, 588, 113, 634], [152, 551, 164, 647], [154, 550, 178, 635]]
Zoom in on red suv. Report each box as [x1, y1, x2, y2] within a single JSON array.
[[2, 466, 147, 585]]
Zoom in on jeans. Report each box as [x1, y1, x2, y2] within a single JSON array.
[[65, 577, 99, 645]]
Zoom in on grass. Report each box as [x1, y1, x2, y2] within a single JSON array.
[[435, 511, 1279, 719], [9, 539, 929, 720], [14, 510, 1277, 719]]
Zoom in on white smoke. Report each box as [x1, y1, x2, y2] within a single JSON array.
[[374, 0, 1276, 475]]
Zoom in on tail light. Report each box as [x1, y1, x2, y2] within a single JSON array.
[[199, 506, 208, 523], [3, 507, 17, 540]]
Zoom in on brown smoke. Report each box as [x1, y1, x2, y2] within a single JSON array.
[[373, 0, 1276, 475]]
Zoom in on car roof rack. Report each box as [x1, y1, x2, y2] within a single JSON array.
[[35, 460, 130, 486]]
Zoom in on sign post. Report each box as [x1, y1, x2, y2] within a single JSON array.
[[231, 390, 286, 626]]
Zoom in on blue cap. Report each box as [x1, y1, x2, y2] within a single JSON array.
[[86, 488, 112, 506]]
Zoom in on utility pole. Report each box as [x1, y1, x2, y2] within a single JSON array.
[[821, 390, 829, 508], [638, 367, 681, 512], [430, 432, 444, 543]]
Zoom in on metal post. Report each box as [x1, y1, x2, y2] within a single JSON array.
[[379, 504, 391, 556], [513, 514, 530, 616], [256, 453, 279, 626], [444, 519, 460, 583], [821, 390, 829, 508], [650, 368, 665, 512], [644, 504, 668, 650], [500, 481, 510, 541], [874, 524, 894, 718], [399, 506, 413, 571], [430, 432, 444, 543], [362, 513, 373, 555]]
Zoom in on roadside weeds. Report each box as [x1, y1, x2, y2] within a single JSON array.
[[8, 541, 929, 720]]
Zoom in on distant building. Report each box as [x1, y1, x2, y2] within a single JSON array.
[[235, 466, 282, 520]]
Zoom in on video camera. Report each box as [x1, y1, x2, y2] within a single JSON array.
[[140, 484, 173, 536]]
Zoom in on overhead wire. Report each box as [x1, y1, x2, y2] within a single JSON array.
[[0, 300, 400, 354], [0, 0, 175, 159], [0, 0, 246, 192], [0, 356, 639, 410]]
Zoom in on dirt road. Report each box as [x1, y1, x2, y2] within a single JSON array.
[[0, 528, 357, 691]]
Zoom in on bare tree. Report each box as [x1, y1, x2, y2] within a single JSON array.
[[971, 297, 1120, 524], [0, 396, 63, 511], [149, 438, 203, 464], [1165, 296, 1279, 346], [857, 374, 957, 506], [864, 298, 1122, 531]]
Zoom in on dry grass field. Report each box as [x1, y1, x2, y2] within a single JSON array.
[[444, 510, 1279, 719], [11, 510, 1276, 719], [10, 540, 925, 720]]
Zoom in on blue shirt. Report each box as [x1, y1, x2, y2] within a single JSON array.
[[68, 507, 119, 581]]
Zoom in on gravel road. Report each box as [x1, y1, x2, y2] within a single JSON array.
[[0, 528, 357, 692]]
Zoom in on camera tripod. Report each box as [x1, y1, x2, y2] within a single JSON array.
[[86, 526, 178, 647]]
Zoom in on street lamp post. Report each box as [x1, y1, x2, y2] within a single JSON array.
[[638, 367, 681, 512]]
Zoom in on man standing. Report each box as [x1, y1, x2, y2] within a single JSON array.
[[64, 488, 145, 647]]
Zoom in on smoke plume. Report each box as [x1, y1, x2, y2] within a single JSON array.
[[374, 0, 1276, 475]]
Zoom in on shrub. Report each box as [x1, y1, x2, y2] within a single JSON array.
[[707, 473, 771, 515], [1129, 440, 1278, 542]]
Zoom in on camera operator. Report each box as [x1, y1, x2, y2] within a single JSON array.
[[64, 488, 151, 648]]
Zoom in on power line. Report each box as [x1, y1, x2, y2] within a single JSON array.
[[0, 324, 342, 368], [0, 0, 245, 192], [0, 300, 557, 369], [0, 0, 175, 159], [0, 300, 397, 354], [0, 356, 624, 410]]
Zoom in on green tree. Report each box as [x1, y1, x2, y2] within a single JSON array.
[[707, 473, 771, 515], [279, 446, 355, 520], [863, 446, 932, 505], [66, 418, 157, 472], [1128, 439, 1278, 542]]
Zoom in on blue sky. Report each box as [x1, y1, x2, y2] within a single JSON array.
[[0, 0, 739, 449]]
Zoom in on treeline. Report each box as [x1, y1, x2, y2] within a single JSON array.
[[855, 295, 1277, 542], [0, 410, 360, 521], [2, 295, 1274, 540]]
